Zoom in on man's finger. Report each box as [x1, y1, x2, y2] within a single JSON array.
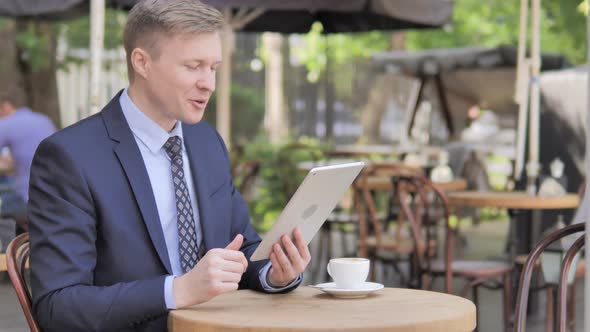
[[281, 235, 304, 272], [218, 250, 248, 271], [219, 260, 247, 274], [217, 282, 239, 294], [270, 252, 283, 275], [225, 234, 244, 251], [217, 270, 243, 283], [293, 227, 311, 262], [273, 243, 296, 278]]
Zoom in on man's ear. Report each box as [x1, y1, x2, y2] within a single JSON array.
[[130, 47, 151, 80]]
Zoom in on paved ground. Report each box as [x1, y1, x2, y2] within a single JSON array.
[[0, 276, 28, 332], [0, 219, 584, 331]]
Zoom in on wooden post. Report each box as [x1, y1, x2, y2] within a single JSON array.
[[514, 59, 531, 181], [526, 0, 541, 191], [514, 0, 529, 104], [217, 12, 233, 145], [89, 0, 105, 116], [263, 33, 288, 144], [513, 0, 530, 180], [585, 3, 590, 328]]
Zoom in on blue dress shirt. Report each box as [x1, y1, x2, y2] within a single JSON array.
[[119, 89, 299, 309]]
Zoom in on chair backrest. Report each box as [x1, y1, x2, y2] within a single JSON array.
[[6, 233, 41, 332], [392, 174, 453, 294], [557, 233, 584, 332], [515, 222, 585, 332], [353, 162, 422, 257]]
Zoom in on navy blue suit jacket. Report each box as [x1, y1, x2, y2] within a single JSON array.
[[28, 92, 287, 331]]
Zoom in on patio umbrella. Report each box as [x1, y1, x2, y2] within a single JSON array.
[[0, 0, 453, 142]]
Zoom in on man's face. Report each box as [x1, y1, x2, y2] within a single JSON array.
[[143, 31, 222, 126]]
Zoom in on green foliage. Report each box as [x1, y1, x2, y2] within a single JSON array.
[[406, 0, 588, 64], [4, 9, 126, 72], [14, 22, 59, 71], [293, 22, 391, 82], [579, 0, 589, 15], [61, 9, 126, 50], [204, 83, 266, 144], [233, 136, 327, 232]]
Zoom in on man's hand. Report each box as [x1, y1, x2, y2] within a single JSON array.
[[268, 227, 311, 287], [173, 234, 248, 308]]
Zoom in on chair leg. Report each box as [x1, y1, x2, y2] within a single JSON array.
[[339, 225, 350, 257], [503, 273, 512, 332], [546, 287, 554, 332], [323, 224, 333, 282], [314, 225, 330, 284], [472, 285, 480, 332], [567, 281, 575, 332], [421, 273, 433, 291]]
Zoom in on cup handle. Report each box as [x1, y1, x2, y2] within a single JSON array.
[[327, 262, 332, 279]]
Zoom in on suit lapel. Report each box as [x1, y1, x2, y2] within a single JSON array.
[[101, 93, 173, 274]]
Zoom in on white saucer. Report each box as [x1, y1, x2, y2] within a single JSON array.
[[312, 282, 384, 298]]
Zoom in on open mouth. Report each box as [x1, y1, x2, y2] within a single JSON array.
[[190, 99, 207, 109]]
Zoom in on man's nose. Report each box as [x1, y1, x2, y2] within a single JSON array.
[[197, 72, 216, 92]]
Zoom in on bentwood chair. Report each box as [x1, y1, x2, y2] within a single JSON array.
[[354, 162, 425, 284], [515, 222, 585, 332], [393, 174, 513, 332], [7, 233, 40, 332]]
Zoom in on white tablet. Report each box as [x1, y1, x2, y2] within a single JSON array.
[[250, 161, 365, 261]]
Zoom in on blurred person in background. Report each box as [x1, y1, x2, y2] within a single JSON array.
[[0, 93, 56, 229]]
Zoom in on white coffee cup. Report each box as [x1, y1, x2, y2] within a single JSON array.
[[327, 257, 370, 289]]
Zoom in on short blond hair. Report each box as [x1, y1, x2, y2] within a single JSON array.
[[123, 0, 225, 82]]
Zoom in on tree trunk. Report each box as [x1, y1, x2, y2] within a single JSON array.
[[0, 20, 27, 110], [0, 20, 61, 128], [263, 33, 288, 144], [303, 76, 318, 137], [15, 20, 61, 128]]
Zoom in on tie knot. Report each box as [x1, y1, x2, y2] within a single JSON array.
[[164, 136, 183, 160]]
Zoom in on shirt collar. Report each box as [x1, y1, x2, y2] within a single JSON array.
[[119, 88, 184, 154]]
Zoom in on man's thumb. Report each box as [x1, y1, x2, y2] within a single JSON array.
[[225, 234, 243, 251]]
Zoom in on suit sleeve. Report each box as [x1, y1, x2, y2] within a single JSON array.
[[28, 138, 168, 332], [213, 131, 299, 294]]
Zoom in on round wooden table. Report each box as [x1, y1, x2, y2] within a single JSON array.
[[169, 287, 476, 332], [366, 176, 467, 192], [446, 190, 581, 290], [446, 191, 580, 210]]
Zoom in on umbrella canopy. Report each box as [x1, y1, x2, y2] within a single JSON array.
[[371, 45, 568, 131], [1, 0, 453, 32], [1, 0, 453, 143]]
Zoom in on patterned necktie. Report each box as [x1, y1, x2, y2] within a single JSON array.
[[163, 136, 199, 273]]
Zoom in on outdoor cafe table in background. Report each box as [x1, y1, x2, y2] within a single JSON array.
[[446, 191, 580, 262], [331, 144, 417, 157], [169, 287, 476, 332], [297, 160, 467, 192], [330, 144, 442, 158]]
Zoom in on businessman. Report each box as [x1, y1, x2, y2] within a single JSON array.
[[28, 1, 310, 331]]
